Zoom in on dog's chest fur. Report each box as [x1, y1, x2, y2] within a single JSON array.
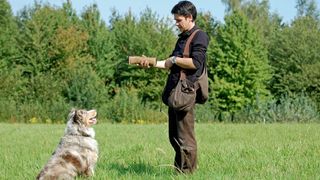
[[57, 134, 98, 154]]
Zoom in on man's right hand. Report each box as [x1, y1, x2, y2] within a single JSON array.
[[137, 56, 175, 70]]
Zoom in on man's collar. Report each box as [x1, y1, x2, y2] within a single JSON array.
[[179, 25, 199, 38]]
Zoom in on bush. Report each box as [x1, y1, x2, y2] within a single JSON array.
[[62, 67, 109, 108], [104, 88, 167, 124], [195, 103, 219, 123], [235, 94, 320, 123], [0, 97, 70, 123]]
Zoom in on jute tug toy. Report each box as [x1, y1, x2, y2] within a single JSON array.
[[128, 56, 157, 67]]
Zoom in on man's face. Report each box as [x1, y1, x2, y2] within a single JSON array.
[[173, 14, 193, 32]]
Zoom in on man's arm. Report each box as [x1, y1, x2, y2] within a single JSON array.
[[154, 56, 196, 70], [173, 57, 196, 69]]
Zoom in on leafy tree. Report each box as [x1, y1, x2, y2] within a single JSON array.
[[296, 0, 320, 19], [81, 4, 117, 95], [15, 3, 78, 77], [0, 0, 27, 107], [109, 8, 176, 104], [0, 0, 19, 69], [196, 12, 219, 37], [222, 0, 283, 48], [268, 16, 320, 106], [208, 11, 272, 120], [221, 0, 243, 12], [14, 2, 108, 109], [242, 0, 282, 47]]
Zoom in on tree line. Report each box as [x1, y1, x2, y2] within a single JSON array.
[[0, 0, 320, 123]]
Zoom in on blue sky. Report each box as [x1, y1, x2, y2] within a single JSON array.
[[7, 0, 320, 24]]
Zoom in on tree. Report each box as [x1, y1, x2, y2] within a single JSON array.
[[14, 2, 109, 109], [221, 0, 243, 12], [108, 8, 176, 104], [81, 4, 117, 95], [222, 0, 283, 48], [15, 3, 79, 77], [196, 12, 219, 37], [268, 16, 320, 106], [0, 0, 27, 107], [0, 0, 19, 69], [208, 11, 272, 120], [296, 0, 320, 19]]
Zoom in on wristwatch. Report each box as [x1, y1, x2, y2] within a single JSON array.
[[171, 56, 177, 64]]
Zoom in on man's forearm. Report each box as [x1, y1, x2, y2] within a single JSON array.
[[175, 57, 196, 69], [155, 57, 196, 70]]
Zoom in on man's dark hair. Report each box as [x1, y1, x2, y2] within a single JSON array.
[[171, 1, 197, 21]]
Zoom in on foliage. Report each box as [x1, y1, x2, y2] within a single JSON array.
[[62, 67, 109, 108], [0, 1, 320, 123], [0, 0, 19, 70], [208, 11, 272, 117], [104, 88, 167, 124], [196, 12, 219, 37], [234, 93, 320, 123], [108, 8, 176, 104], [268, 16, 320, 106], [80, 4, 117, 95], [296, 0, 320, 19]]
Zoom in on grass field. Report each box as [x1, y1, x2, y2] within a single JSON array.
[[0, 123, 320, 179]]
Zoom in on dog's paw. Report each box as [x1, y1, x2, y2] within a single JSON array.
[[84, 168, 94, 177]]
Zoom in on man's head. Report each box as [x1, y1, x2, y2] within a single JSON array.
[[171, 1, 197, 32]]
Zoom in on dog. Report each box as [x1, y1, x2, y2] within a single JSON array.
[[37, 109, 98, 180]]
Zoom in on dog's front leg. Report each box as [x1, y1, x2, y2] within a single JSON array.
[[84, 166, 95, 176]]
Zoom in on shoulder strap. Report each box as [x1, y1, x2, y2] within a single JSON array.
[[180, 29, 200, 80], [183, 29, 200, 58]]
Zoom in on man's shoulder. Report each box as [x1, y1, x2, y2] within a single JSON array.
[[192, 29, 209, 45], [194, 29, 208, 38]]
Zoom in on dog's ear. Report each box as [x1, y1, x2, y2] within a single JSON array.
[[67, 108, 76, 121], [70, 108, 76, 113], [73, 110, 80, 123], [68, 108, 81, 124], [73, 109, 86, 124]]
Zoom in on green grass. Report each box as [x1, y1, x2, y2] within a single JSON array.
[[0, 123, 320, 179]]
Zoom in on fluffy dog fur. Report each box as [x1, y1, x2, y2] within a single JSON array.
[[37, 109, 98, 180]]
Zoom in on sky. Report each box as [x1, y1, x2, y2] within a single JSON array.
[[7, 0, 320, 24]]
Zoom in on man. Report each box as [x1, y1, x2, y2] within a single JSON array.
[[140, 1, 209, 173]]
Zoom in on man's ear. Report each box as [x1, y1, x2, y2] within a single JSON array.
[[186, 14, 193, 22]]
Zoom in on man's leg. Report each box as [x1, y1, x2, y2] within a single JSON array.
[[168, 107, 182, 171], [176, 105, 197, 173], [168, 106, 197, 173]]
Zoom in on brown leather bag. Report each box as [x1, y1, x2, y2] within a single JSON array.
[[196, 65, 209, 104], [166, 29, 209, 111], [167, 71, 196, 111]]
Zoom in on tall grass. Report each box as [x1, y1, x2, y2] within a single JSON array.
[[1, 90, 319, 124], [0, 123, 319, 179], [196, 93, 320, 123]]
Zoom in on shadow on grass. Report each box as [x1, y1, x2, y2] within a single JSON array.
[[107, 162, 173, 176], [108, 162, 155, 175]]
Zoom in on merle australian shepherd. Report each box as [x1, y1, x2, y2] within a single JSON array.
[[37, 109, 98, 180]]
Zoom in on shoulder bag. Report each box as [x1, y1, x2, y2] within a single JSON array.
[[167, 29, 208, 111]]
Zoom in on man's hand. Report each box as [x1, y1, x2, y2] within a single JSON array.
[[128, 56, 156, 68], [130, 56, 177, 70], [139, 58, 151, 68]]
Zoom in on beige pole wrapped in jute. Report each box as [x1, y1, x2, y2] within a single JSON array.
[[128, 56, 157, 67]]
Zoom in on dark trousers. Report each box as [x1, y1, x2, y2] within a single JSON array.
[[168, 105, 197, 173]]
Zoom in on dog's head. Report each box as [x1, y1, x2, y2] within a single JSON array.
[[69, 109, 97, 127]]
